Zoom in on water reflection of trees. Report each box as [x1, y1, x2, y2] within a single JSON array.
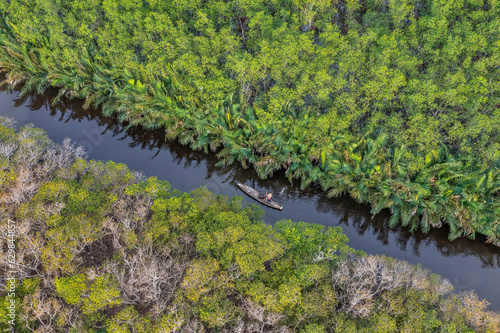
[[4, 86, 500, 269], [315, 192, 500, 268]]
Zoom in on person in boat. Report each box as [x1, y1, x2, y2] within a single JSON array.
[[265, 191, 273, 202]]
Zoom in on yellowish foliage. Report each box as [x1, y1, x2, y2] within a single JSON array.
[[181, 258, 220, 302]]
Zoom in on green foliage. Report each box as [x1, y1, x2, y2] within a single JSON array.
[[124, 176, 172, 198], [246, 279, 302, 313], [82, 275, 122, 314], [370, 313, 397, 333], [301, 323, 325, 333], [301, 283, 337, 319], [105, 307, 153, 333], [181, 258, 220, 303], [274, 220, 350, 263], [0, 124, 15, 141], [0, 296, 14, 329], [55, 274, 86, 305], [19, 277, 40, 297], [196, 212, 287, 276], [199, 294, 239, 329], [155, 312, 185, 333]]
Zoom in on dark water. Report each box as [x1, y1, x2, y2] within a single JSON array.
[[1, 86, 499, 311]]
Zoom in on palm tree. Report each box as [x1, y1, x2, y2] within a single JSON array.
[[0, 37, 50, 95]]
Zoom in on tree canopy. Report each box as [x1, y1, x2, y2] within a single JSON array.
[[0, 0, 499, 241]]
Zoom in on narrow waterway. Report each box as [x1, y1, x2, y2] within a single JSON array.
[[1, 86, 499, 310]]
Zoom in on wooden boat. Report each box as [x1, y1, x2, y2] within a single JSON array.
[[236, 183, 283, 210]]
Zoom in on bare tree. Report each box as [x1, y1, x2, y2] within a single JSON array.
[[14, 218, 46, 280], [222, 318, 245, 333], [34, 138, 86, 179], [460, 291, 500, 333], [1, 126, 86, 209], [104, 245, 186, 317], [4, 166, 39, 205], [0, 142, 17, 159], [102, 217, 123, 250], [331, 254, 451, 317], [61, 306, 82, 332], [0, 116, 17, 129], [242, 298, 285, 333], [20, 288, 62, 333], [184, 318, 206, 333], [111, 195, 151, 232], [270, 327, 293, 333]]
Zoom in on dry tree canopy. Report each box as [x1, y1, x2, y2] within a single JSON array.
[[0, 119, 498, 332]]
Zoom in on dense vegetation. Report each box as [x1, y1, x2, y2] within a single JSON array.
[[1, 119, 499, 332], [0, 0, 499, 244]]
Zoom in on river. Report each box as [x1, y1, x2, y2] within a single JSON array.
[[1, 85, 499, 310]]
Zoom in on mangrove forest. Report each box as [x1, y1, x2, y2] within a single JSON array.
[[0, 0, 499, 244]]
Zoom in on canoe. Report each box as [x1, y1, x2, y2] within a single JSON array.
[[236, 183, 283, 210]]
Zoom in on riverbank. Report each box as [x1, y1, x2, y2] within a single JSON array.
[[1, 0, 499, 245], [0, 118, 498, 332]]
